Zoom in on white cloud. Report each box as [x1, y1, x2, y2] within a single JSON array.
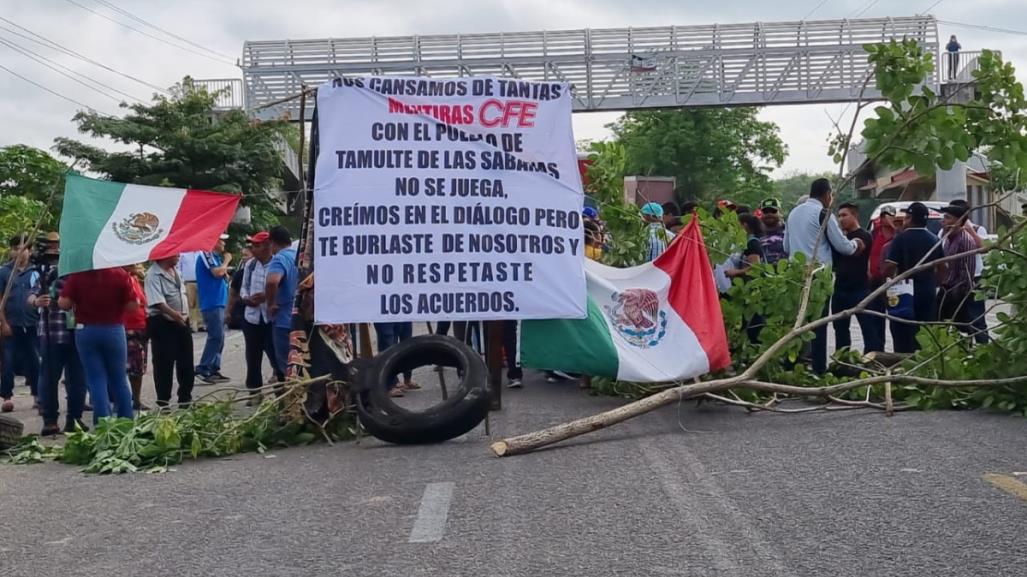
[[1, 0, 1024, 178]]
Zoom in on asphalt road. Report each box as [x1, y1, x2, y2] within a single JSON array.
[[1, 328, 1025, 576]]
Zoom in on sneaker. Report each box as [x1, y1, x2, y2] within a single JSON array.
[[41, 422, 62, 437], [507, 379, 523, 389], [211, 373, 231, 383], [133, 401, 152, 412], [553, 370, 575, 380], [64, 419, 89, 434], [196, 373, 217, 385], [246, 392, 263, 407], [1, 399, 12, 412]]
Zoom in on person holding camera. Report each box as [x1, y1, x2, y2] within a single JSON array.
[[29, 233, 87, 435], [0, 234, 40, 413]]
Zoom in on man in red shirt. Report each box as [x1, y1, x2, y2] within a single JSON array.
[[59, 267, 138, 422], [867, 206, 897, 351]]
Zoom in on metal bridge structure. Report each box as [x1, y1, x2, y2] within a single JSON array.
[[216, 15, 957, 122]]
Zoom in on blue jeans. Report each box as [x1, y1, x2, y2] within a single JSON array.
[[2, 326, 39, 399], [373, 322, 413, 385], [41, 340, 86, 423], [832, 286, 883, 353], [196, 307, 225, 376], [75, 325, 134, 423], [273, 326, 290, 377]]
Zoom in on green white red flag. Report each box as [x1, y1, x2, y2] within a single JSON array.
[[58, 175, 240, 275]]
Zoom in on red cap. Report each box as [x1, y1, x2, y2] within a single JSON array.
[[247, 231, 270, 243]]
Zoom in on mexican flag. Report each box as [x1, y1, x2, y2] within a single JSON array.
[[58, 175, 241, 275], [521, 217, 730, 382]]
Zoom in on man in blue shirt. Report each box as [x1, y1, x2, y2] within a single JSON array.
[[265, 226, 298, 378], [0, 235, 40, 412], [195, 234, 232, 384]]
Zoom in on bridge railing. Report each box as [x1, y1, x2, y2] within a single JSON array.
[[186, 78, 245, 110], [941, 50, 996, 84], [237, 15, 939, 120]]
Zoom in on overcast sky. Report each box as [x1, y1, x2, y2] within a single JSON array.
[[2, 0, 1025, 179]]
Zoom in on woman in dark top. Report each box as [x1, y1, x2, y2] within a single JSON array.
[[726, 214, 767, 343]]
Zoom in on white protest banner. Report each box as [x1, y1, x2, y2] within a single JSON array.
[[313, 76, 587, 324]]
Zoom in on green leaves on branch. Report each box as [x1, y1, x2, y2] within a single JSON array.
[[863, 41, 1027, 183], [3, 397, 354, 474]]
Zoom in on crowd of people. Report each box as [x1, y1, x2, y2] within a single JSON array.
[[0, 182, 993, 433], [0, 225, 300, 436]]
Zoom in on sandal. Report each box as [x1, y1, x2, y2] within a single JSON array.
[[389, 387, 405, 398], [402, 381, 421, 390]]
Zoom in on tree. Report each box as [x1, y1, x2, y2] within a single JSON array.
[[492, 42, 1027, 457], [609, 108, 787, 204], [0, 145, 66, 203], [771, 170, 856, 209], [52, 78, 291, 232]]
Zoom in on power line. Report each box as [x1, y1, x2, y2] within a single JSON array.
[[0, 61, 96, 110], [0, 37, 127, 103], [0, 17, 169, 93], [0, 33, 144, 103], [802, 0, 832, 21], [60, 0, 236, 66], [851, 0, 880, 18], [921, 0, 944, 13], [90, 0, 235, 61], [939, 20, 1027, 37]]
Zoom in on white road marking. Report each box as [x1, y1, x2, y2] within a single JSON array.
[[408, 482, 455, 543]]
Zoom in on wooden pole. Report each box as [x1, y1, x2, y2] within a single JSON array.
[[359, 323, 374, 359], [486, 321, 503, 411]]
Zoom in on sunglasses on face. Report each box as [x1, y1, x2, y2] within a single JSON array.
[[762, 208, 778, 214]]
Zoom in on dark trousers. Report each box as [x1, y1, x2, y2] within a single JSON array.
[[148, 316, 194, 406], [865, 284, 888, 353], [243, 320, 278, 390], [966, 278, 989, 344], [812, 304, 829, 375], [374, 322, 413, 385], [832, 286, 883, 353], [1, 326, 39, 399], [501, 320, 523, 381], [41, 340, 86, 423], [893, 285, 938, 354]]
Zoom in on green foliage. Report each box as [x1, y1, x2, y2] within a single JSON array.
[[610, 108, 787, 203], [52, 78, 291, 232], [0, 145, 67, 203], [858, 41, 1027, 183], [585, 141, 649, 267], [3, 398, 354, 474], [772, 171, 856, 209], [0, 195, 51, 242]]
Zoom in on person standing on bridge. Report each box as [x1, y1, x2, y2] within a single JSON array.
[[946, 35, 961, 80]]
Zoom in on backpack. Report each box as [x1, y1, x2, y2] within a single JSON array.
[[760, 228, 787, 265]]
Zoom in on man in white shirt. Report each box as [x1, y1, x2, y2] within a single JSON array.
[[238, 232, 281, 400], [784, 178, 865, 374], [178, 251, 204, 332], [938, 199, 988, 343]]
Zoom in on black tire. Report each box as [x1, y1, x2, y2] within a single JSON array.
[[355, 335, 489, 444], [0, 414, 25, 451]]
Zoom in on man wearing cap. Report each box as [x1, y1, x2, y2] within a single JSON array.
[[641, 202, 675, 261], [758, 198, 787, 265], [0, 234, 40, 412], [239, 232, 281, 400], [937, 204, 982, 336], [194, 233, 233, 384], [938, 200, 988, 343], [868, 205, 898, 349], [784, 179, 863, 373], [883, 202, 945, 352]]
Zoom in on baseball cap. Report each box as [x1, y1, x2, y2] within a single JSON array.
[[879, 205, 897, 216], [246, 231, 270, 243], [903, 202, 929, 220], [717, 199, 737, 210], [582, 206, 599, 219], [640, 202, 664, 218], [941, 204, 969, 218], [760, 198, 782, 211]]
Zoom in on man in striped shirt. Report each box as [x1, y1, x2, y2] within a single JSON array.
[[642, 202, 675, 262], [938, 204, 981, 334]]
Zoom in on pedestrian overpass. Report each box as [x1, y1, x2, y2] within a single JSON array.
[[219, 15, 957, 122]]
